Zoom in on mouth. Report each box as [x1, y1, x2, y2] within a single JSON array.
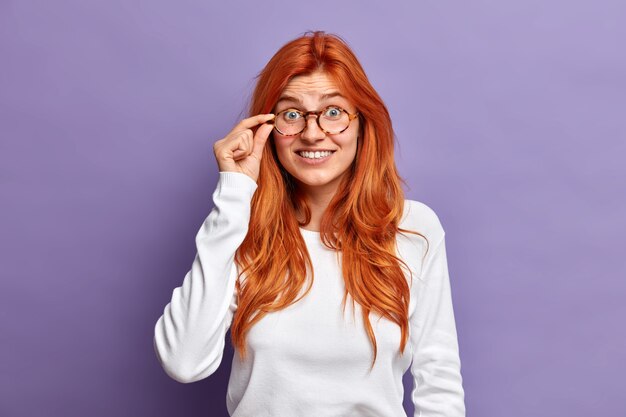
[[295, 150, 336, 160], [294, 149, 336, 165]]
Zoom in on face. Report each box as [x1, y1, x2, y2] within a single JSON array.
[[271, 70, 360, 198]]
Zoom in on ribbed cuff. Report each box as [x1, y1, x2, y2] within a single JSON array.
[[217, 171, 258, 193]]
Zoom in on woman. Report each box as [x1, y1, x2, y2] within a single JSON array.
[[154, 31, 466, 416]]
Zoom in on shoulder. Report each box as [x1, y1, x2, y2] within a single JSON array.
[[396, 199, 446, 283], [399, 199, 446, 245]]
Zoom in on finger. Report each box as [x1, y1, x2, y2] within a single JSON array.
[[232, 131, 251, 157], [232, 149, 247, 161], [226, 129, 250, 151], [250, 122, 274, 159], [244, 130, 253, 155], [233, 113, 275, 131]]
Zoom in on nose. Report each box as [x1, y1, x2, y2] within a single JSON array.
[[300, 114, 326, 142]]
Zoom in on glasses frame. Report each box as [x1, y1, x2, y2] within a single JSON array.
[[266, 105, 360, 136]]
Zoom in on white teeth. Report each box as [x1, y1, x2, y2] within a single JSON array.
[[298, 150, 334, 159]]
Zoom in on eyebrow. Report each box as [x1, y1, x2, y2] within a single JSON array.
[[276, 91, 345, 105]]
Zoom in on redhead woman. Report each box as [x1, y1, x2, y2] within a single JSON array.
[[154, 31, 466, 417]]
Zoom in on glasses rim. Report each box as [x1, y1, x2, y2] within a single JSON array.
[[267, 105, 360, 136]]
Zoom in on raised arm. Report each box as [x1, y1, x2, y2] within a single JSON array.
[[153, 171, 257, 383], [410, 234, 466, 416]]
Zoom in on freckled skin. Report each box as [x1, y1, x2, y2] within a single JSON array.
[[272, 71, 360, 202]]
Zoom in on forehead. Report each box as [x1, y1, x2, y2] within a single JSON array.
[[277, 71, 347, 105]]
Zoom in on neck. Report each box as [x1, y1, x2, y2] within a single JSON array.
[[296, 183, 338, 232]]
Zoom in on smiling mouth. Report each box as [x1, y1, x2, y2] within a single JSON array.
[[296, 150, 336, 159]]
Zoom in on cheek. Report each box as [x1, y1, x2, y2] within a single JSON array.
[[340, 124, 359, 149], [344, 135, 359, 163], [337, 134, 358, 154], [273, 136, 295, 161]]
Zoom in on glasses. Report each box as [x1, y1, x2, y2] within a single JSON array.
[[266, 106, 359, 136]]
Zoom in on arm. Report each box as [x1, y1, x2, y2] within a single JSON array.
[[410, 234, 466, 416], [153, 171, 257, 383]]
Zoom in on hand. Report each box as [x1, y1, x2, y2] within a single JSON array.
[[213, 113, 275, 183]]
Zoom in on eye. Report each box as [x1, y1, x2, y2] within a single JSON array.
[[323, 106, 343, 119], [283, 110, 302, 121]]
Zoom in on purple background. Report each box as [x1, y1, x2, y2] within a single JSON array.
[[1, 1, 625, 416]]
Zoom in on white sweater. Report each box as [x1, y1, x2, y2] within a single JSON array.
[[153, 171, 466, 417]]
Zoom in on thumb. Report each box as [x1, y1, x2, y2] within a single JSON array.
[[251, 121, 274, 159]]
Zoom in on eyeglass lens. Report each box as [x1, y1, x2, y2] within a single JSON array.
[[275, 107, 350, 135]]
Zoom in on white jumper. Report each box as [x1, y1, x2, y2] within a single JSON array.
[[154, 171, 466, 417]]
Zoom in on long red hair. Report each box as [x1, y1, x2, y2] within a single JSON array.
[[231, 31, 427, 370]]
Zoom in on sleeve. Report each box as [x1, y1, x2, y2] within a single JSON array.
[[153, 171, 257, 383], [409, 233, 466, 416]]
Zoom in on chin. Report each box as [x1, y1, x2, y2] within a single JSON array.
[[296, 174, 342, 188]]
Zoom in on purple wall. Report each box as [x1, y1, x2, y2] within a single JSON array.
[[1, 1, 625, 416]]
